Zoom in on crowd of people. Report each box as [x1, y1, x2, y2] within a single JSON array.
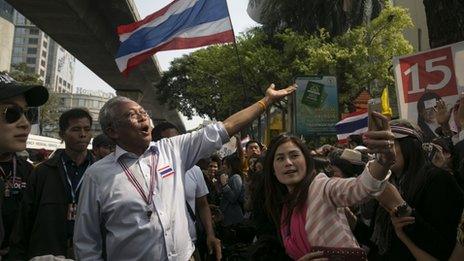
[[1, 70, 464, 261]]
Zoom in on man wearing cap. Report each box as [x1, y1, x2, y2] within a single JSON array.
[[0, 72, 49, 258], [92, 133, 115, 161], [9, 108, 94, 260]]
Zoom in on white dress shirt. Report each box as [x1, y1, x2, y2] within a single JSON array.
[[73, 123, 229, 261]]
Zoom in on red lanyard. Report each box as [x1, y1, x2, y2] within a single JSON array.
[[118, 153, 157, 216]]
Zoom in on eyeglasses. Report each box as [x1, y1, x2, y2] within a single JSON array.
[[1, 106, 34, 124], [125, 109, 148, 121]]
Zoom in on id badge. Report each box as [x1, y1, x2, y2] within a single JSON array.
[[67, 203, 77, 221], [4, 188, 10, 198]]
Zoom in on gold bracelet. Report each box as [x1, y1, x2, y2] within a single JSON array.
[[257, 100, 267, 112]]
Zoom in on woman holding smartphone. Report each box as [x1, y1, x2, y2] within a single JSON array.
[[262, 111, 397, 260], [370, 120, 464, 260]]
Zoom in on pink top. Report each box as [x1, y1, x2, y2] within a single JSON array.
[[280, 204, 311, 260], [280, 162, 389, 258], [304, 163, 388, 248]]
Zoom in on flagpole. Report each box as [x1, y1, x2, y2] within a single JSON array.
[[225, 1, 248, 101], [224, 0, 256, 136]]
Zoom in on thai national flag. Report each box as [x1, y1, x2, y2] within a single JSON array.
[[158, 164, 175, 178], [335, 110, 368, 143], [115, 0, 235, 75]]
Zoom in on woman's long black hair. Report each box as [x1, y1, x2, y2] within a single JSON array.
[[263, 134, 316, 229], [396, 136, 430, 204]]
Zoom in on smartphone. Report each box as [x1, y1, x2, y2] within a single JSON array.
[[368, 98, 384, 131], [424, 98, 437, 109]]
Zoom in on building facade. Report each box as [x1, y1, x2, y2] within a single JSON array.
[[46, 40, 75, 93], [11, 11, 49, 81], [0, 0, 14, 72], [42, 89, 115, 138], [392, 0, 430, 52], [11, 11, 75, 91]]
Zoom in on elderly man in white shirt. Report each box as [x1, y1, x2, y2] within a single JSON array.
[[73, 83, 297, 261]]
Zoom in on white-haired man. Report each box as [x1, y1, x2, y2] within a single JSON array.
[[73, 84, 296, 260]]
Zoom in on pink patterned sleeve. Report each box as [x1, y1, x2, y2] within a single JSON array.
[[321, 161, 390, 207]]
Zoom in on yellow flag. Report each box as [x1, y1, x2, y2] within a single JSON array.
[[381, 87, 392, 117]]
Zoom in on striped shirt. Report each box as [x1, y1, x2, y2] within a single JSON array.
[[304, 162, 389, 247]]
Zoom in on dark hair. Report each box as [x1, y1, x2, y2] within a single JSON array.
[[210, 154, 221, 165], [396, 136, 429, 204], [92, 133, 115, 148], [152, 121, 179, 141], [263, 134, 316, 228], [328, 149, 365, 178], [313, 156, 332, 176], [249, 155, 266, 175], [59, 108, 92, 132], [246, 140, 261, 150], [196, 158, 210, 171], [224, 154, 242, 175], [432, 136, 458, 172], [348, 134, 363, 147]]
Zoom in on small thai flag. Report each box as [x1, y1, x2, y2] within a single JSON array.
[[115, 0, 235, 75], [240, 135, 251, 148], [158, 164, 175, 178], [335, 110, 368, 143]]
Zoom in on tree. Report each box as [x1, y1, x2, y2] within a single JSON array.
[[155, 5, 413, 120], [155, 28, 290, 121], [277, 5, 413, 110], [422, 0, 464, 48], [249, 0, 386, 36], [9, 64, 60, 136]]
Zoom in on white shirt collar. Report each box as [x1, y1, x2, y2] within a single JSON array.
[[113, 142, 158, 162]]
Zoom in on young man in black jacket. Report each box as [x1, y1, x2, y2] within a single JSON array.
[[0, 72, 48, 259], [9, 108, 94, 260]]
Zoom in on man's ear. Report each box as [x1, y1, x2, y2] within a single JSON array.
[[106, 127, 118, 140]]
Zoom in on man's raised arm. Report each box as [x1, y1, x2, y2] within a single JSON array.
[[222, 83, 296, 137]]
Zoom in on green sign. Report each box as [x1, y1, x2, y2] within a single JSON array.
[[293, 76, 339, 136]]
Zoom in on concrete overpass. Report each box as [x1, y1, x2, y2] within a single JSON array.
[[6, 0, 185, 131]]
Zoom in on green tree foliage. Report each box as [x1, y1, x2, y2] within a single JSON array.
[[156, 28, 291, 120], [9, 63, 42, 85], [278, 5, 413, 109], [155, 5, 413, 119]]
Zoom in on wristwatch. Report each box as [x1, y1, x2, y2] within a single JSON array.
[[394, 202, 412, 217]]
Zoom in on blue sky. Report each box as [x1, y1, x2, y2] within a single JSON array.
[[72, 0, 258, 129]]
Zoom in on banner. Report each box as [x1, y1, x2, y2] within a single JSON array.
[[293, 76, 339, 136], [393, 41, 464, 135]]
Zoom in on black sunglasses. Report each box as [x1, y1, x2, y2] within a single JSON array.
[[2, 106, 35, 124]]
